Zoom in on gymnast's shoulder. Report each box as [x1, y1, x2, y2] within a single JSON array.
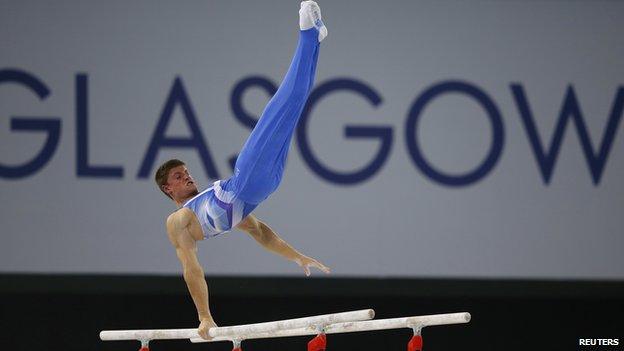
[[166, 207, 194, 232]]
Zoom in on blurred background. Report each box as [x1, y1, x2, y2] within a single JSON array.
[[1, 0, 623, 350]]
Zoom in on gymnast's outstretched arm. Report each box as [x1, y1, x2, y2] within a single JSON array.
[[166, 210, 216, 339], [237, 214, 331, 276]]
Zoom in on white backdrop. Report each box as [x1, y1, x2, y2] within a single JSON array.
[[1, 0, 623, 279]]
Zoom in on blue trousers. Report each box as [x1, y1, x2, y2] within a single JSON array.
[[221, 28, 320, 205]]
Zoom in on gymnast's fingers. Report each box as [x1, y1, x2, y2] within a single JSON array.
[[311, 259, 331, 273]]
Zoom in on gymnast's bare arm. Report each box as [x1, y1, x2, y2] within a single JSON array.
[[166, 208, 215, 340], [236, 214, 331, 276]]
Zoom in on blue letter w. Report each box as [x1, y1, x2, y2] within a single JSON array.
[[512, 84, 623, 185]]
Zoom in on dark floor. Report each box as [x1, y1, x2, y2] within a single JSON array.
[[2, 275, 623, 351]]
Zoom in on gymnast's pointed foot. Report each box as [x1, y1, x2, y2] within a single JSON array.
[[299, 0, 328, 42]]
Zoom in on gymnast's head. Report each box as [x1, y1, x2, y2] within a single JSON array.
[[155, 159, 199, 203]]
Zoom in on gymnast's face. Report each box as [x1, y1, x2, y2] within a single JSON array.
[[164, 165, 198, 201]]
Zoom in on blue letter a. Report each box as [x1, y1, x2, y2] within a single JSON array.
[[138, 77, 219, 179]]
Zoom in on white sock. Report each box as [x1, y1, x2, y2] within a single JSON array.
[[299, 1, 315, 30], [299, 1, 328, 42]]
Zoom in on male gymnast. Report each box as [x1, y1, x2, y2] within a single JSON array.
[[154, 1, 330, 339]]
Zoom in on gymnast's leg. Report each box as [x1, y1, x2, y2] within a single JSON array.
[[221, 1, 327, 205]]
